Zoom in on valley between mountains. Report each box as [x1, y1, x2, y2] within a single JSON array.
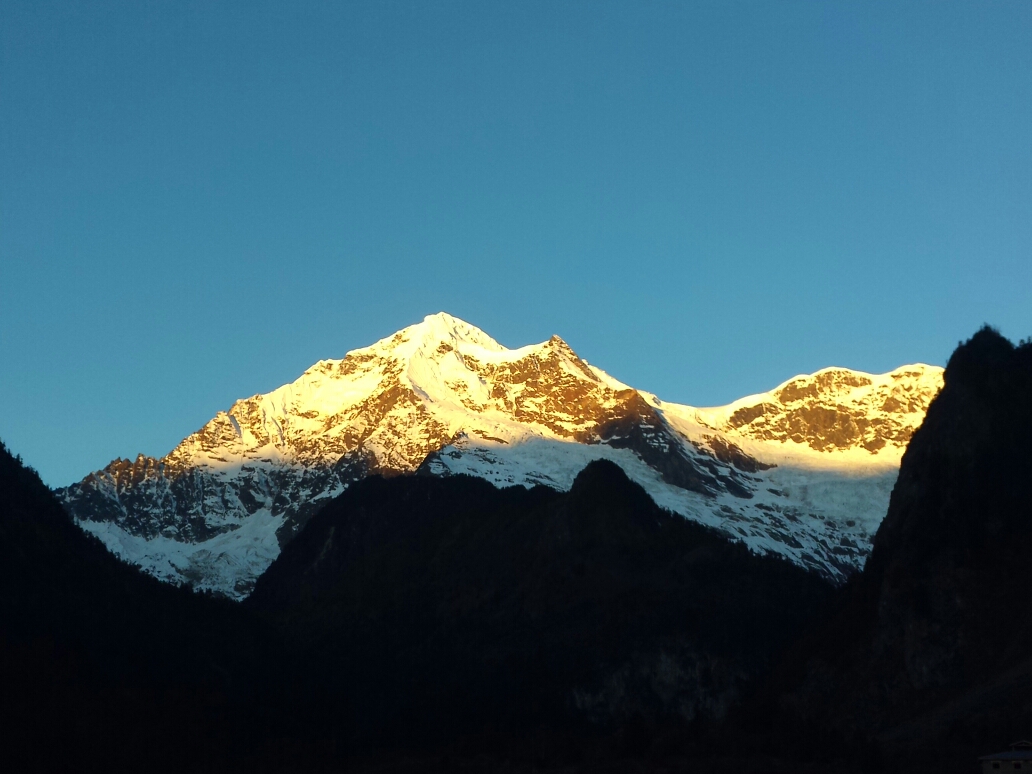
[[59, 313, 943, 598]]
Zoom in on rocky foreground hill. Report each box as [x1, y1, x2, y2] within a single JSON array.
[[59, 313, 942, 597]]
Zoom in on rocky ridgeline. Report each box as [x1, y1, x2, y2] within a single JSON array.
[[722, 366, 941, 452], [59, 313, 943, 598]]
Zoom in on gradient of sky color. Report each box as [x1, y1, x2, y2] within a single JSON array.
[[2, 1, 1030, 486]]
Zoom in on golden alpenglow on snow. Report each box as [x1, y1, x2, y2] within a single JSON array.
[[60, 313, 943, 598]]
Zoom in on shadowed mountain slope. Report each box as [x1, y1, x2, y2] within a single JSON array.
[[734, 328, 1032, 772], [248, 459, 835, 748], [0, 440, 285, 773], [0, 434, 834, 770]]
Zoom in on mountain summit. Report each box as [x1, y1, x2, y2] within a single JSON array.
[[60, 313, 943, 598]]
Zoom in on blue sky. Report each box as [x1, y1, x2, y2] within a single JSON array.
[[2, 1, 1030, 486]]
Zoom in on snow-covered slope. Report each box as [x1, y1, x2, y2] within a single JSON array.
[[59, 313, 943, 598]]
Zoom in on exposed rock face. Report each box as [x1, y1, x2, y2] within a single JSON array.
[[761, 328, 1032, 771], [59, 313, 942, 598], [723, 366, 941, 453]]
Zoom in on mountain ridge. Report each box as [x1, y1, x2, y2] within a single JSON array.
[[59, 313, 943, 598]]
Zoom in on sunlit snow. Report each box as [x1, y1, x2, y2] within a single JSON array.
[[61, 313, 944, 599]]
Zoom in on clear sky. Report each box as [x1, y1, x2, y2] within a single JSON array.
[[2, 1, 1030, 486]]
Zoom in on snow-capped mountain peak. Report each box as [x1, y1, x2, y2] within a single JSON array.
[[60, 314, 943, 599], [367, 312, 508, 359]]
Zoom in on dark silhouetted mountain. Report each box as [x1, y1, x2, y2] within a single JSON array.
[[735, 327, 1032, 773], [0, 440, 289, 773], [2, 435, 835, 770], [247, 458, 835, 751]]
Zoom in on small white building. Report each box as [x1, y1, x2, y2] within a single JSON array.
[[981, 741, 1032, 773]]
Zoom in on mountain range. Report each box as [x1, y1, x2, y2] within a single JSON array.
[[3, 324, 1029, 773], [59, 313, 942, 598]]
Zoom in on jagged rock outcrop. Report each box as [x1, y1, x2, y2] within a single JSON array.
[[725, 365, 939, 452], [59, 313, 942, 598]]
